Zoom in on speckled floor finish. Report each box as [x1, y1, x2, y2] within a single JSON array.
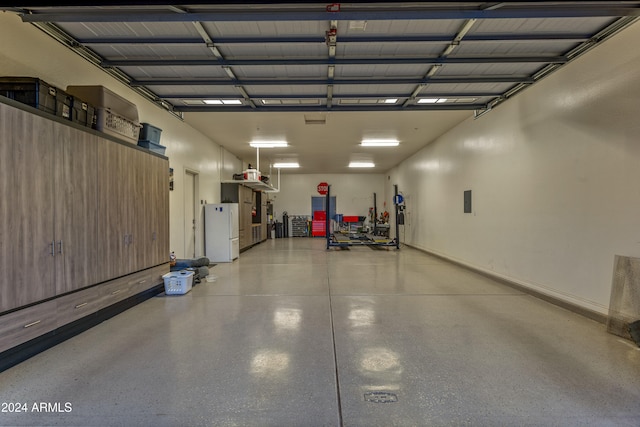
[[1, 238, 639, 426]]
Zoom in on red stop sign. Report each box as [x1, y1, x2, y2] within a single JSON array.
[[317, 182, 328, 195]]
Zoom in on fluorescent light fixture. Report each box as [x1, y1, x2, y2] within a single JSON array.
[[249, 140, 288, 148], [361, 139, 399, 147], [203, 99, 242, 105], [349, 161, 375, 168], [384, 98, 398, 104], [417, 98, 448, 104], [273, 162, 300, 168]]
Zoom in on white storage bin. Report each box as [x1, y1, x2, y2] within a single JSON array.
[[96, 108, 141, 144], [243, 168, 261, 181], [66, 85, 138, 122], [162, 271, 194, 295]]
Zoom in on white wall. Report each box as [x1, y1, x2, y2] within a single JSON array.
[[0, 12, 239, 259], [271, 174, 386, 220], [387, 21, 640, 314]]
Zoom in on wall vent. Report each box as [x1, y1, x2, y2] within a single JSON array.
[[304, 114, 326, 125]]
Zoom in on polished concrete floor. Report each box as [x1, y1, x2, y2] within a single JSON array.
[[1, 238, 639, 426]]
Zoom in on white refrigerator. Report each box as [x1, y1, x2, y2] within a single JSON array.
[[204, 203, 239, 262]]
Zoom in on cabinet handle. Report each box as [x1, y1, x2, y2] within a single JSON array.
[[111, 289, 122, 295], [58, 241, 63, 254], [74, 302, 88, 309], [50, 241, 55, 257], [24, 320, 41, 328], [138, 280, 147, 284]]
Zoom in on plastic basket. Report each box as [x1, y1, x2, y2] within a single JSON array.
[[96, 108, 141, 144], [163, 271, 194, 295]]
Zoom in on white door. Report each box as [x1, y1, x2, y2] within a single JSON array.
[[184, 170, 197, 258]]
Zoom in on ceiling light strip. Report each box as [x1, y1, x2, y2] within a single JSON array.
[[273, 162, 300, 168], [361, 139, 399, 147], [250, 141, 288, 148], [349, 162, 375, 168]]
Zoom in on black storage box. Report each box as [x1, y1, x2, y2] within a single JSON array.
[[55, 88, 73, 120], [0, 77, 57, 115], [70, 99, 95, 128]]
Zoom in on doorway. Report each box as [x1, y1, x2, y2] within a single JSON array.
[[184, 170, 198, 258], [311, 196, 336, 220]]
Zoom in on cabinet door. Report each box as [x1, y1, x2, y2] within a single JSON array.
[[128, 150, 169, 269], [261, 202, 268, 241], [239, 186, 253, 249], [0, 103, 56, 312], [151, 155, 170, 266], [129, 148, 149, 272], [53, 121, 99, 294], [96, 139, 133, 280]]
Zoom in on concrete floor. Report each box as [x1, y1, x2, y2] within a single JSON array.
[[1, 238, 639, 426]]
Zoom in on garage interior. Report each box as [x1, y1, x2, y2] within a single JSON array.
[[1, 2, 640, 426]]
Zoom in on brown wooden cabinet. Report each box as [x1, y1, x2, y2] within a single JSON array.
[[1, 104, 57, 311], [53, 120, 99, 294], [221, 183, 257, 250], [0, 97, 169, 357], [95, 140, 168, 280], [96, 138, 133, 280]]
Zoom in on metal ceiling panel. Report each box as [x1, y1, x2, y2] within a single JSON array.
[[58, 21, 203, 39], [335, 83, 419, 96], [90, 44, 213, 59], [337, 18, 463, 37], [452, 41, 578, 56], [12, 2, 639, 118], [338, 41, 448, 57], [119, 65, 229, 79], [151, 85, 241, 97], [470, 17, 616, 35], [420, 82, 519, 95], [242, 85, 327, 96], [220, 43, 326, 58], [10, 2, 639, 173], [436, 63, 544, 77], [336, 63, 429, 78], [204, 20, 328, 38], [233, 64, 325, 78]]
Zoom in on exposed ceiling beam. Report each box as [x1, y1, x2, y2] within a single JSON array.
[[404, 18, 477, 108], [104, 56, 568, 67], [162, 91, 502, 99], [76, 34, 593, 45], [20, 7, 640, 23], [131, 76, 534, 86], [174, 103, 489, 113]]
